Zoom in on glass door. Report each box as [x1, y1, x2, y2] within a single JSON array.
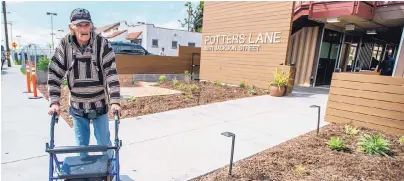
[[315, 29, 342, 86]]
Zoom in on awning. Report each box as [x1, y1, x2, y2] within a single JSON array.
[[126, 31, 142, 40]]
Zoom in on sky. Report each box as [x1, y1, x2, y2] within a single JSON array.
[[1, 1, 199, 49]]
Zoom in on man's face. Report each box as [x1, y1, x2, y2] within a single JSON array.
[[74, 22, 91, 42]]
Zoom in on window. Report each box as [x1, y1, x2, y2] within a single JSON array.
[[172, 41, 178, 49], [188, 42, 195, 47], [131, 39, 142, 45], [152, 39, 158, 47]]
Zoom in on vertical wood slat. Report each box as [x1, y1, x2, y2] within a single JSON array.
[[294, 28, 307, 85], [304, 26, 319, 86], [299, 27, 314, 85]]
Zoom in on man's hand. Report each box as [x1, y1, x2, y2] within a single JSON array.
[[48, 104, 60, 117], [111, 104, 121, 116]]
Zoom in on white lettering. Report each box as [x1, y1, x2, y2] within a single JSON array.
[[273, 32, 281, 43], [256, 33, 263, 44], [265, 32, 273, 43]]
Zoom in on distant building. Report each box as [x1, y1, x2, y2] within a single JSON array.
[[96, 21, 202, 56]]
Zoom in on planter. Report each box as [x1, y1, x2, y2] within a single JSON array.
[[269, 84, 285, 97], [36, 70, 48, 84]]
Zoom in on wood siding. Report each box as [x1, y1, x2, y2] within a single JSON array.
[[325, 72, 404, 135], [200, 1, 294, 89], [287, 26, 320, 86], [115, 46, 200, 74]]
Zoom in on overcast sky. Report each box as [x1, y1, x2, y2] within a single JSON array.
[[1, 1, 199, 48]]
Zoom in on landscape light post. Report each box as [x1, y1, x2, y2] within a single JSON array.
[[221, 131, 236, 175], [310, 105, 321, 135]]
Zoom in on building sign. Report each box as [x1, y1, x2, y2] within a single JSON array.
[[204, 32, 282, 52]]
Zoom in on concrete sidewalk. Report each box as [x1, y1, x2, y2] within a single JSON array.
[[116, 87, 329, 181], [1, 64, 76, 181]]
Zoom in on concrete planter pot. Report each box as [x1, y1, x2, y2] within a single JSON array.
[[36, 70, 48, 84]]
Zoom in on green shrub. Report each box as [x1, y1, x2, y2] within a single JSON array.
[[399, 136, 404, 145], [189, 84, 200, 94], [177, 83, 187, 91], [344, 125, 359, 135], [215, 81, 221, 86], [20, 66, 26, 75], [37, 57, 50, 71], [357, 134, 390, 156], [327, 137, 346, 152], [239, 81, 246, 88], [159, 75, 166, 82], [248, 87, 256, 95], [130, 96, 136, 102], [62, 77, 67, 86], [172, 79, 179, 87]]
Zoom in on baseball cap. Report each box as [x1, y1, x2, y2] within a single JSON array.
[[70, 8, 92, 25]]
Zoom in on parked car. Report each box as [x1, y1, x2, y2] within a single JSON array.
[[109, 41, 154, 55]]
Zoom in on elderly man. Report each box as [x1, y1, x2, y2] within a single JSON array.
[[47, 8, 121, 158]]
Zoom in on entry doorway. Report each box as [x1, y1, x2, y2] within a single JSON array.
[[315, 29, 342, 86]]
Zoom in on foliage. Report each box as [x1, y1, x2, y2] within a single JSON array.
[[184, 70, 191, 84], [159, 75, 166, 82], [357, 134, 390, 156], [248, 87, 256, 95], [294, 165, 306, 175], [215, 81, 221, 86], [37, 57, 50, 71], [177, 83, 187, 92], [189, 84, 200, 94], [62, 77, 67, 86], [130, 96, 136, 102], [178, 1, 204, 32], [344, 125, 359, 135], [399, 136, 404, 145], [327, 137, 346, 152], [172, 79, 179, 87], [13, 60, 22, 65], [239, 81, 246, 88], [20, 66, 26, 75], [269, 68, 292, 88]]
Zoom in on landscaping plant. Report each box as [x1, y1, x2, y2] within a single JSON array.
[[357, 134, 390, 156], [344, 124, 359, 135], [327, 136, 346, 152], [172, 79, 179, 87], [184, 70, 191, 84], [37, 57, 50, 71], [399, 136, 404, 145], [239, 81, 246, 88], [159, 75, 166, 82], [268, 68, 292, 97], [248, 87, 256, 95]]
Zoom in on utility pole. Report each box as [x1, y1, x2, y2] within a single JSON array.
[[2, 1, 11, 67], [46, 12, 57, 50]]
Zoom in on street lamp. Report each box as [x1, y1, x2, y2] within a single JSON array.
[[46, 12, 57, 50], [310, 105, 321, 135], [221, 131, 236, 176], [16, 35, 21, 48]]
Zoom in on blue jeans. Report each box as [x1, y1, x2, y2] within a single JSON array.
[[71, 113, 113, 158]]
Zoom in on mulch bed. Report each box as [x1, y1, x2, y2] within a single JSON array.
[[37, 80, 268, 127], [191, 123, 404, 181]]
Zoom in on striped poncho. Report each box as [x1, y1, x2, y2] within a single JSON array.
[[47, 32, 120, 110]]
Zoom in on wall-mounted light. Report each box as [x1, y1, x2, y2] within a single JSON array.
[[345, 24, 355, 31], [366, 30, 377, 35], [326, 17, 340, 23]]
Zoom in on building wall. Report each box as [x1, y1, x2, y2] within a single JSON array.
[[325, 72, 404, 135], [200, 1, 294, 89], [145, 25, 202, 56]]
